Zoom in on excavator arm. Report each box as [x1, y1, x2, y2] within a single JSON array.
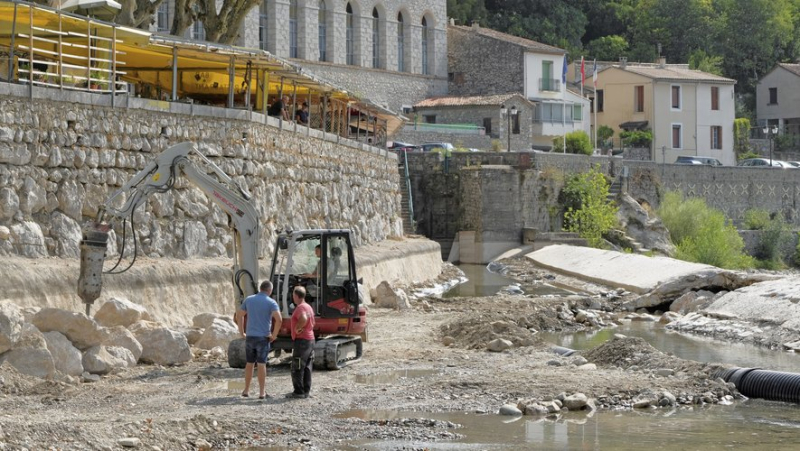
[[77, 142, 261, 316]]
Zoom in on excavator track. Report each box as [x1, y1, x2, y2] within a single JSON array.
[[313, 335, 363, 370]]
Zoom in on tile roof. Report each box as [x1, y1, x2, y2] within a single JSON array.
[[414, 93, 528, 108], [779, 63, 800, 77], [450, 25, 565, 55], [613, 64, 735, 84]]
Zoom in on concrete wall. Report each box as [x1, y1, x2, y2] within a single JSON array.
[[0, 82, 403, 260]]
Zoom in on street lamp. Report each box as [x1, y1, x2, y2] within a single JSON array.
[[500, 104, 518, 152], [762, 125, 779, 167]]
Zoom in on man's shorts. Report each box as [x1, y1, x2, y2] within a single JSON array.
[[245, 336, 271, 364]]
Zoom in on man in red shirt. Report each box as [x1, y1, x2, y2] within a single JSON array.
[[286, 286, 315, 399]]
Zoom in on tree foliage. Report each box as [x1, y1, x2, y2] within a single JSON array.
[[561, 166, 619, 248], [552, 131, 593, 155]]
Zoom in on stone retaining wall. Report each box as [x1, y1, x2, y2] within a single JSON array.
[[0, 83, 402, 260]]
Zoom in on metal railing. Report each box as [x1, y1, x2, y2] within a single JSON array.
[[404, 123, 485, 135], [539, 78, 561, 92], [402, 150, 415, 232]]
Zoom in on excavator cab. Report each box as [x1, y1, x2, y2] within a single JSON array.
[[265, 229, 366, 369]]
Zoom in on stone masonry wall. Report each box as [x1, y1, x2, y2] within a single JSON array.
[[447, 26, 525, 97], [299, 61, 447, 113], [0, 84, 402, 260]]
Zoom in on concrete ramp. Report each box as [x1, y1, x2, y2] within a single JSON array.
[[526, 244, 716, 294]]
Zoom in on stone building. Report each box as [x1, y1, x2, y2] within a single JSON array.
[[152, 0, 448, 113]]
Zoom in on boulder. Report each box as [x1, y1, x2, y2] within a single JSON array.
[[94, 297, 151, 328], [372, 281, 411, 309], [100, 326, 143, 362], [82, 345, 133, 375], [195, 318, 240, 350], [659, 311, 681, 324], [192, 313, 235, 330], [0, 324, 55, 378], [498, 404, 522, 416], [487, 338, 513, 352], [9, 222, 47, 258], [43, 331, 84, 376], [129, 321, 191, 365], [0, 300, 24, 354], [49, 211, 82, 258], [32, 308, 104, 350], [563, 393, 589, 410], [615, 194, 676, 256]]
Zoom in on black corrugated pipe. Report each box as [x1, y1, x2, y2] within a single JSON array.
[[715, 367, 800, 404], [551, 346, 577, 357]]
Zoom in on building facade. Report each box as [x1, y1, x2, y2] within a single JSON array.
[[594, 61, 737, 165], [447, 24, 590, 150], [756, 63, 800, 136], [152, 0, 448, 113]]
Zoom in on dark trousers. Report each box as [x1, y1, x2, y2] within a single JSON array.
[[291, 339, 314, 395]]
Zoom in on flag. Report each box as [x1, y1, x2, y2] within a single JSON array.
[[580, 56, 585, 84], [592, 59, 598, 87], [562, 54, 567, 85]]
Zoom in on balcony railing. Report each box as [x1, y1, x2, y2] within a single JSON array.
[[539, 78, 561, 92], [403, 123, 486, 135]]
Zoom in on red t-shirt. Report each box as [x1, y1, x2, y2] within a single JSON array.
[[291, 302, 315, 340]]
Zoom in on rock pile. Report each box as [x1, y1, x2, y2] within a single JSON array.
[[0, 297, 237, 383]]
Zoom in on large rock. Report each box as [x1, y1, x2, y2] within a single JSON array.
[[180, 221, 207, 258], [43, 331, 84, 376], [56, 180, 85, 221], [129, 321, 191, 365], [49, 211, 82, 258], [563, 393, 589, 410], [32, 308, 104, 350], [192, 313, 236, 330], [0, 324, 56, 379], [615, 194, 676, 256], [0, 188, 19, 221], [372, 281, 411, 309], [94, 297, 152, 328], [487, 338, 514, 352], [100, 326, 143, 362], [9, 222, 47, 258], [82, 345, 134, 375], [195, 318, 239, 350], [0, 300, 24, 354], [19, 176, 47, 215]]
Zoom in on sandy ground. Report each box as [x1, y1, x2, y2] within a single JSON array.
[[0, 257, 743, 450]]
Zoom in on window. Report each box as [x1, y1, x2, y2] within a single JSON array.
[[289, 0, 298, 58], [397, 12, 405, 72], [596, 90, 604, 112], [318, 0, 327, 61], [711, 86, 719, 111], [421, 17, 429, 75], [672, 124, 682, 149], [513, 113, 520, 134], [346, 3, 355, 65], [671, 85, 681, 109], [259, 0, 268, 51], [634, 85, 644, 112], [424, 115, 436, 124], [573, 104, 582, 122], [483, 118, 492, 135], [541, 61, 553, 91], [711, 126, 722, 149], [157, 2, 169, 33], [769, 87, 778, 105], [191, 20, 205, 41], [372, 8, 380, 69]]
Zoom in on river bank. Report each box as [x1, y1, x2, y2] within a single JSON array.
[[0, 249, 770, 450]]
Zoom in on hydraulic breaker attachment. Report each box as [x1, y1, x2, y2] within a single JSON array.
[[78, 223, 110, 316]]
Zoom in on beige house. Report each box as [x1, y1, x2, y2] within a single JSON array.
[[595, 60, 737, 165], [756, 63, 800, 136]]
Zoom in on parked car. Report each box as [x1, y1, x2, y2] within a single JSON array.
[[675, 156, 723, 166], [737, 158, 787, 168], [388, 141, 420, 155], [420, 142, 455, 153], [786, 161, 800, 168]]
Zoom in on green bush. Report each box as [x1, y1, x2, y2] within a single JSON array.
[[620, 129, 652, 147], [561, 165, 618, 248], [738, 151, 762, 161], [658, 191, 754, 269], [597, 125, 614, 149], [743, 209, 771, 230], [754, 213, 789, 268], [552, 131, 592, 155], [733, 118, 752, 156]]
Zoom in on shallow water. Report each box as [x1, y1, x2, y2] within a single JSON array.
[[539, 321, 800, 372], [442, 264, 572, 298], [338, 400, 800, 450]]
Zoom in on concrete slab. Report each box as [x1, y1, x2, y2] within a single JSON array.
[[705, 278, 800, 333], [526, 244, 716, 294]]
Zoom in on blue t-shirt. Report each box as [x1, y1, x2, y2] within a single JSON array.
[[240, 292, 280, 338]]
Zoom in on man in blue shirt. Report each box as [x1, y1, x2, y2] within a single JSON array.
[[237, 280, 282, 399]]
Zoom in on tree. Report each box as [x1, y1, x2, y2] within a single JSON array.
[[552, 131, 592, 155], [561, 166, 619, 248], [168, 0, 261, 44], [484, 0, 588, 52], [447, 0, 487, 26], [688, 49, 723, 76], [585, 35, 629, 61], [115, 0, 164, 29], [628, 0, 715, 63]]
